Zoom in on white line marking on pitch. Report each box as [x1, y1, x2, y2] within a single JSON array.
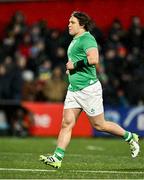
[[86, 145, 104, 151], [0, 168, 143, 174], [0, 168, 56, 172]]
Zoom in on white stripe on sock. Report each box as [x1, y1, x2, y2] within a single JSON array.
[[125, 132, 132, 141], [55, 152, 63, 158]]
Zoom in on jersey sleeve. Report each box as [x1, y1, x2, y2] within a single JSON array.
[[82, 35, 98, 52]]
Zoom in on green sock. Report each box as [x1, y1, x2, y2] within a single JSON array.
[[54, 147, 65, 161], [123, 131, 133, 142]]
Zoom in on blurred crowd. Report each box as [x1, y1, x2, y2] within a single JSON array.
[[0, 11, 144, 106]]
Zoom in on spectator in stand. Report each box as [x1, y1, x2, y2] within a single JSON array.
[[27, 39, 47, 76], [5, 11, 27, 50], [53, 46, 67, 68], [22, 70, 35, 101], [0, 56, 23, 101], [30, 24, 42, 44], [117, 89, 129, 107], [0, 64, 7, 99], [128, 16, 143, 50], [122, 48, 144, 105], [42, 66, 68, 102], [2, 32, 17, 58], [45, 29, 62, 67], [18, 33, 32, 59], [108, 19, 127, 45], [37, 57, 52, 81]]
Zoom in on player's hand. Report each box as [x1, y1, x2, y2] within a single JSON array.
[[66, 70, 69, 75], [66, 60, 74, 70]]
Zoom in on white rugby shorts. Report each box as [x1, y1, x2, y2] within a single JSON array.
[[64, 81, 104, 116]]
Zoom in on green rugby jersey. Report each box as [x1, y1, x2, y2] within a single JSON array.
[[67, 31, 98, 91]]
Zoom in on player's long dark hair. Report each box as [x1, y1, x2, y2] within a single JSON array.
[[71, 11, 95, 31]]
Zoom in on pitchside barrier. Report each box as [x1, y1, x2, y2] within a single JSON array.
[[22, 102, 144, 137], [0, 101, 144, 137]]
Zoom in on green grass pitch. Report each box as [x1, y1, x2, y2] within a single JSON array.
[[0, 137, 143, 179]]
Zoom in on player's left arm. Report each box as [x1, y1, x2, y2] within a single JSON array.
[[86, 47, 99, 65]]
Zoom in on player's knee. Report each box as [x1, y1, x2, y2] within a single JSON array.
[[61, 118, 75, 129], [93, 122, 106, 131]]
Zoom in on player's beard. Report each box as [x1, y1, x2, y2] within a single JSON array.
[[69, 29, 73, 35]]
